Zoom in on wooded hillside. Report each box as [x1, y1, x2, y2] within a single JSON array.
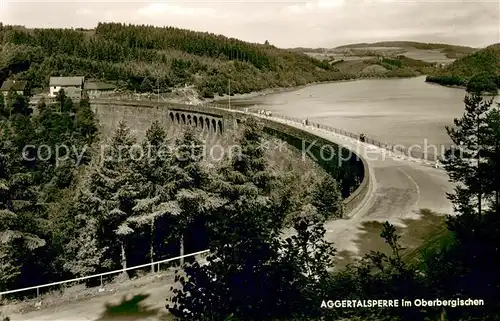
[[1, 23, 437, 99], [0, 23, 344, 98], [426, 43, 500, 92]]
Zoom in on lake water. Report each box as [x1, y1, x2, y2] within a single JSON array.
[[221, 76, 499, 152]]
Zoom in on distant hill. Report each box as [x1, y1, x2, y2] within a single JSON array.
[[335, 41, 478, 58], [287, 47, 326, 53], [425, 43, 500, 92], [335, 41, 476, 50], [0, 24, 446, 99]]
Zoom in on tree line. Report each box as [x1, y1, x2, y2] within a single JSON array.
[[1, 23, 436, 99], [426, 43, 500, 94], [0, 23, 343, 98]]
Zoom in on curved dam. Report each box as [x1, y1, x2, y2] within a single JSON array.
[[257, 113, 454, 262], [91, 99, 453, 259], [90, 100, 371, 216]]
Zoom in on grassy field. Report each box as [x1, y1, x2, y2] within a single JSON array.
[[335, 209, 452, 269], [334, 41, 477, 59], [403, 48, 456, 64], [325, 48, 453, 64], [426, 43, 500, 89], [300, 41, 479, 65]]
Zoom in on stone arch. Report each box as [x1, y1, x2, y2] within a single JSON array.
[[200, 116, 204, 129], [187, 114, 192, 125], [175, 113, 180, 124], [169, 112, 174, 122], [211, 119, 216, 132], [181, 114, 186, 124], [217, 120, 223, 134], [205, 118, 210, 131], [194, 116, 198, 127]]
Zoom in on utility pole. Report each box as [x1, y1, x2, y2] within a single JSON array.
[[156, 76, 159, 104], [228, 78, 231, 109]]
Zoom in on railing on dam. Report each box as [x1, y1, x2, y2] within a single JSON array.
[[88, 98, 369, 214], [199, 102, 448, 162], [197, 103, 371, 217]]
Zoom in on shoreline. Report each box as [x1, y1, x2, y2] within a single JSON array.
[[423, 80, 466, 90], [84, 74, 472, 106], [424, 80, 499, 96], [203, 74, 426, 104]]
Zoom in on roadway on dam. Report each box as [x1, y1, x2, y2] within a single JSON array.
[[265, 114, 454, 262]]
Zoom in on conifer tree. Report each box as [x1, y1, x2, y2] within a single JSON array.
[[167, 120, 330, 320], [56, 88, 66, 113], [69, 121, 140, 274], [310, 175, 343, 219], [105, 121, 139, 272], [63, 185, 110, 276], [483, 107, 500, 210], [169, 128, 222, 263], [127, 121, 180, 272], [75, 96, 97, 141], [0, 94, 6, 118], [0, 125, 46, 290], [443, 93, 494, 215]]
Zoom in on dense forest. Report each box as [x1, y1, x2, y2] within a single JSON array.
[[426, 43, 500, 93], [1, 23, 435, 99], [0, 89, 343, 299]]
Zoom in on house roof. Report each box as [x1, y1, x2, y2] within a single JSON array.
[[62, 87, 82, 97], [84, 82, 116, 91], [49, 76, 85, 87], [0, 80, 27, 92]]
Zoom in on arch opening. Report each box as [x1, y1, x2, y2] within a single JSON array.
[[217, 120, 223, 134]]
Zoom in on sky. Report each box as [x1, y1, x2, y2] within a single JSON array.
[[1, 0, 499, 48]]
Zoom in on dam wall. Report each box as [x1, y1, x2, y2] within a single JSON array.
[[90, 100, 369, 216]]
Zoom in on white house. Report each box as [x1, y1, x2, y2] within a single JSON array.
[[49, 76, 85, 98]]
